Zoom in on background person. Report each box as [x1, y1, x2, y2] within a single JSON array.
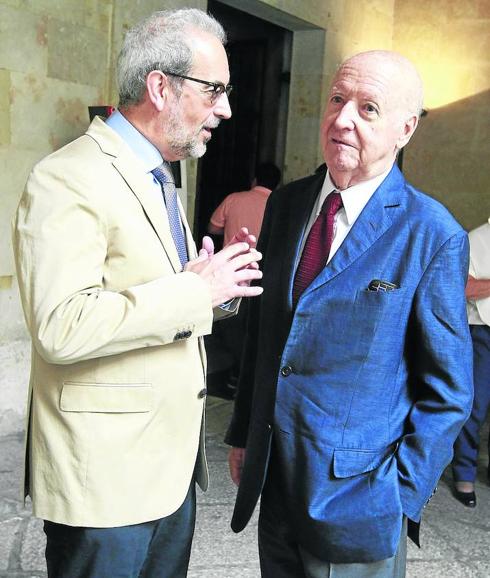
[[226, 50, 473, 578], [452, 217, 490, 507], [208, 162, 281, 245], [12, 9, 262, 578]]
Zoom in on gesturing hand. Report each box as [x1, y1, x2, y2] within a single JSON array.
[[184, 242, 263, 307]]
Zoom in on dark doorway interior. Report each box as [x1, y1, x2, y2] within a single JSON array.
[[194, 0, 292, 248]]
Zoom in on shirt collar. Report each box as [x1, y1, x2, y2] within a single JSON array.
[[320, 166, 393, 225], [105, 109, 163, 173]]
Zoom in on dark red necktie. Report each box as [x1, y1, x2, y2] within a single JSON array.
[[292, 191, 343, 305]]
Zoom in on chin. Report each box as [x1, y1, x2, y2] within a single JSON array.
[[189, 142, 207, 159]]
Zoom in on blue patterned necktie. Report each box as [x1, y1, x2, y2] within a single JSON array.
[[151, 163, 188, 267]]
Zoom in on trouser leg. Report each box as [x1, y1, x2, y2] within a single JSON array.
[[44, 481, 196, 578], [453, 325, 490, 482]]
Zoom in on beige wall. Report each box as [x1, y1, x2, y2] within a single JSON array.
[[393, 0, 490, 231], [1, 0, 489, 432]]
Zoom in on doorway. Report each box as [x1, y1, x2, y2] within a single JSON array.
[[194, 0, 292, 247]]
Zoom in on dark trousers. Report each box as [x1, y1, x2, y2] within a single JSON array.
[[43, 482, 196, 578], [453, 324, 490, 482]]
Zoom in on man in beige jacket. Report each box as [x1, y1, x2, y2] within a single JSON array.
[[12, 8, 262, 578]]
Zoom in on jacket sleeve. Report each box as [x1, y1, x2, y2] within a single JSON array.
[[12, 159, 214, 365], [396, 230, 473, 521]]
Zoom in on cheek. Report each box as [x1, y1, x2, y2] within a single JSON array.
[[320, 119, 332, 149]]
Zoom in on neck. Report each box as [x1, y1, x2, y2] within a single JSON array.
[[328, 162, 395, 191], [120, 106, 176, 161]]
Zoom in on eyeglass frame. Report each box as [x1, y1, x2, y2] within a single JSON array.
[[160, 71, 233, 103]]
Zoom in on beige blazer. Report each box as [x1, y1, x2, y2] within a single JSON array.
[[12, 117, 216, 527]]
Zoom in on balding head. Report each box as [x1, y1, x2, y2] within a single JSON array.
[[339, 50, 424, 118]]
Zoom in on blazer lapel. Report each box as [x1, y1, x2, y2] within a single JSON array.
[[303, 165, 405, 297], [87, 118, 183, 272], [113, 155, 183, 272]]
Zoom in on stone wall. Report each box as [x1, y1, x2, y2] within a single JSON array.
[[393, 0, 490, 231]]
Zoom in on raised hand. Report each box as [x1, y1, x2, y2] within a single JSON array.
[[184, 242, 263, 307]]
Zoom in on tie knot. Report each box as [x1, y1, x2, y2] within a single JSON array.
[[152, 163, 174, 185], [321, 191, 343, 216]]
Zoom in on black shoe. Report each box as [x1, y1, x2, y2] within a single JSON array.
[[453, 489, 476, 508]]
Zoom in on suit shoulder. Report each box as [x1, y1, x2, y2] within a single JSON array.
[[403, 182, 465, 239], [269, 173, 322, 205]]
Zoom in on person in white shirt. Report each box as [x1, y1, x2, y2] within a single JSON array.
[[452, 218, 490, 508]]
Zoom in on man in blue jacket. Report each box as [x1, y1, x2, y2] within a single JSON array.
[[226, 50, 473, 577]]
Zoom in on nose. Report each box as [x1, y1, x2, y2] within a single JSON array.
[[333, 101, 356, 130], [214, 91, 232, 120]]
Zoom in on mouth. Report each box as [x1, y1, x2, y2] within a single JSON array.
[[330, 137, 357, 150]]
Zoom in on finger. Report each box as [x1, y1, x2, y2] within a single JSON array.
[[215, 242, 251, 262], [229, 285, 264, 299], [234, 268, 263, 284], [228, 249, 262, 271], [244, 234, 257, 249], [184, 252, 208, 271], [201, 235, 214, 256]]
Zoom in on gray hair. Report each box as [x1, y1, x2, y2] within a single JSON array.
[[117, 8, 226, 107]]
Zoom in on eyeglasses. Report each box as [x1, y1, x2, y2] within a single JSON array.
[[161, 71, 233, 104]]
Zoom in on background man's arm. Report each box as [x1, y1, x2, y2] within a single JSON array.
[[208, 222, 224, 235], [465, 274, 490, 300]]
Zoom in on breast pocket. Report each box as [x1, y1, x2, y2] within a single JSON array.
[[354, 288, 408, 330], [60, 382, 153, 413]]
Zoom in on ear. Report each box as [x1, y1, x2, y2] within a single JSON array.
[[397, 114, 419, 150], [146, 70, 169, 112]]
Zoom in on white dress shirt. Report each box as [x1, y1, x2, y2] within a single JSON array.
[[297, 167, 392, 270], [466, 218, 490, 326]]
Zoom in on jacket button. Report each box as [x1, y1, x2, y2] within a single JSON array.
[[280, 365, 293, 377], [197, 388, 207, 399]]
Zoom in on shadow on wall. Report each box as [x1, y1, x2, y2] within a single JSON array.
[[403, 89, 490, 232]]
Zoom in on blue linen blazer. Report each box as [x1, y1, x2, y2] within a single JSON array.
[[225, 164, 473, 563]]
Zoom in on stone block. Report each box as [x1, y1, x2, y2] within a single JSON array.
[[24, 0, 112, 33], [0, 146, 47, 277], [0, 69, 11, 147], [0, 340, 30, 435], [9, 71, 100, 153], [0, 517, 22, 571], [47, 18, 108, 88], [190, 502, 259, 570], [0, 4, 48, 75], [0, 432, 25, 505], [20, 517, 46, 572]]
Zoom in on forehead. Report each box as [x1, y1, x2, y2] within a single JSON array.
[[189, 32, 229, 82], [330, 59, 400, 107]]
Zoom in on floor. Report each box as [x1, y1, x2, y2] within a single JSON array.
[[0, 396, 488, 577]]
